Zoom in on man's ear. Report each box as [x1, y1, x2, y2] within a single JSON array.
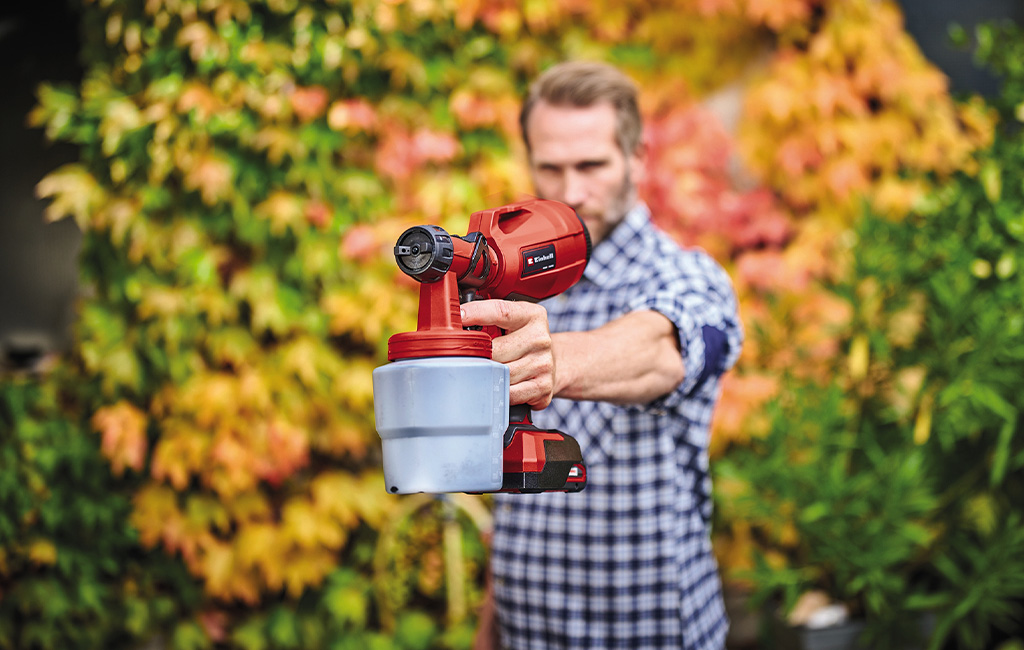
[[630, 140, 649, 185]]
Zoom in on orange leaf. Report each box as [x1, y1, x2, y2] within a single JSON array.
[[449, 89, 500, 129], [177, 82, 222, 120], [92, 401, 148, 476], [411, 128, 459, 163], [305, 199, 332, 229], [257, 419, 310, 486], [209, 431, 259, 498], [198, 610, 229, 643], [824, 156, 868, 199], [745, 0, 812, 30], [290, 85, 329, 122], [183, 153, 234, 205], [340, 224, 380, 263]]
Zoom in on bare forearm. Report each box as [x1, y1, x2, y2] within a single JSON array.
[[552, 310, 684, 405]]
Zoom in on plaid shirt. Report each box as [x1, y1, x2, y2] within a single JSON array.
[[491, 203, 743, 650]]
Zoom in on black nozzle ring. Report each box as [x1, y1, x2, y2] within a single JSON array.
[[394, 225, 454, 283]]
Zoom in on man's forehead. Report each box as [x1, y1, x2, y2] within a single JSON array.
[[527, 102, 619, 158], [531, 99, 617, 123]]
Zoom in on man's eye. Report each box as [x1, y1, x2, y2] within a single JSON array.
[[578, 161, 606, 172]]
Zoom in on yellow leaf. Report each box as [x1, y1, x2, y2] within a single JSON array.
[[887, 291, 926, 348], [236, 523, 279, 571], [349, 472, 399, 529], [150, 425, 209, 490], [27, 539, 57, 566], [250, 126, 306, 164], [132, 483, 185, 551], [35, 164, 105, 228], [229, 269, 290, 335], [282, 548, 334, 598], [964, 493, 997, 536], [99, 97, 143, 156], [333, 359, 375, 411], [310, 472, 361, 528], [310, 416, 370, 458], [282, 499, 320, 549], [914, 389, 934, 445], [254, 191, 306, 235], [237, 369, 273, 412], [139, 287, 187, 320], [201, 541, 237, 600], [887, 365, 927, 421], [848, 334, 869, 381], [980, 160, 1002, 203], [186, 495, 231, 534], [176, 21, 228, 63], [225, 491, 272, 524]]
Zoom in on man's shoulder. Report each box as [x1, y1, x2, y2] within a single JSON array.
[[636, 221, 732, 287]]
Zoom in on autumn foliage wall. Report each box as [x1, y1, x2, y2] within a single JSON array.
[[5, 0, 993, 647]]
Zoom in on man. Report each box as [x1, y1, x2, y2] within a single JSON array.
[[464, 61, 743, 650]]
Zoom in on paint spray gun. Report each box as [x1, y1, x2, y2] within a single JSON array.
[[372, 198, 591, 494]]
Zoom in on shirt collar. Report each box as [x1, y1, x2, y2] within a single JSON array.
[[583, 202, 651, 287]]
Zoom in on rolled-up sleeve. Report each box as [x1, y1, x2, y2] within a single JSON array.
[[627, 255, 743, 411]]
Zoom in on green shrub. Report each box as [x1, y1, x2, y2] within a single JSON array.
[[0, 376, 202, 649], [717, 21, 1024, 649]]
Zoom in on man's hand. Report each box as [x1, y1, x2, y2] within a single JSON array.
[[460, 300, 556, 409], [462, 300, 686, 408]]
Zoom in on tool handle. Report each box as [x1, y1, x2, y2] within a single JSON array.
[[505, 404, 533, 446]]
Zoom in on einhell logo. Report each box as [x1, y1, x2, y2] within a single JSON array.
[[522, 244, 556, 277]]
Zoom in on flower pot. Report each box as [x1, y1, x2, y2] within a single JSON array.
[[770, 618, 867, 650], [768, 613, 935, 650]]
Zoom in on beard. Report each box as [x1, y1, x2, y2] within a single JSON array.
[[583, 167, 636, 244]]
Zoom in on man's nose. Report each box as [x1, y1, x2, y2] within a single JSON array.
[[562, 170, 587, 209]]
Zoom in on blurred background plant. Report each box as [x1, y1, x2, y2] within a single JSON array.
[[716, 20, 1024, 649], [1, 0, 1021, 647]]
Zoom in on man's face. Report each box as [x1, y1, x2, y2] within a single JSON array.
[[525, 100, 644, 245]]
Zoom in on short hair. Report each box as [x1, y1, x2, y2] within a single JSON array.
[[519, 61, 643, 156]]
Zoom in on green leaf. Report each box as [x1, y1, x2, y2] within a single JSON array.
[[394, 612, 438, 650], [171, 622, 211, 650], [267, 608, 301, 650], [232, 618, 268, 650], [991, 416, 1017, 486]]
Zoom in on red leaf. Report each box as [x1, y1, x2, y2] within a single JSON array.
[[327, 98, 377, 133], [290, 85, 329, 123]]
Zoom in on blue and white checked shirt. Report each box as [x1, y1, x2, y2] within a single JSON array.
[[491, 203, 743, 650]]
